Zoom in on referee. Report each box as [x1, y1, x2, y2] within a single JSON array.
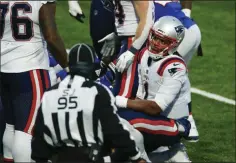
[[31, 43, 145, 163]]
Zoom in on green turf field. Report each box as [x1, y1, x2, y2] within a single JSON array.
[[55, 1, 235, 162]]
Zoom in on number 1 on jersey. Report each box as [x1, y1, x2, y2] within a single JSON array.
[[144, 82, 148, 99]]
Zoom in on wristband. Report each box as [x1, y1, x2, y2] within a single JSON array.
[[129, 46, 139, 54], [182, 8, 191, 18], [54, 64, 63, 74], [115, 96, 128, 108], [121, 98, 128, 108]]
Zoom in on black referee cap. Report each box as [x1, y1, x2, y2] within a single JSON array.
[[69, 43, 96, 66], [68, 43, 98, 79]]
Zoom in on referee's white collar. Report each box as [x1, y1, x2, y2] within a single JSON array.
[[59, 75, 86, 89]]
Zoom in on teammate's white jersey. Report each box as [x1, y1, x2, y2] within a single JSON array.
[[137, 49, 191, 119], [114, 0, 138, 36], [0, 1, 51, 73], [114, 0, 154, 36]]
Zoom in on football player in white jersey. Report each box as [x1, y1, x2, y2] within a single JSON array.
[[153, 0, 200, 142], [115, 16, 192, 162], [113, 0, 154, 72], [99, 0, 154, 102], [0, 1, 68, 162]]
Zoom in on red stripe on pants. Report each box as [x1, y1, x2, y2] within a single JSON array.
[[43, 70, 50, 89], [24, 70, 43, 135], [118, 37, 134, 97]]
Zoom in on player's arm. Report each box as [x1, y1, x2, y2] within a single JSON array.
[[31, 104, 54, 162], [116, 95, 161, 115], [131, 1, 154, 52], [96, 85, 144, 162], [128, 99, 161, 115], [181, 1, 192, 18], [116, 60, 187, 116], [115, 1, 154, 73], [39, 2, 68, 69]]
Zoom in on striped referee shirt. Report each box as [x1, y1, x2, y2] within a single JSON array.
[[31, 75, 141, 161]]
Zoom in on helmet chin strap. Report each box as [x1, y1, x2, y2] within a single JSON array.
[[148, 42, 180, 60], [168, 46, 178, 55], [148, 47, 169, 60], [148, 51, 164, 60]]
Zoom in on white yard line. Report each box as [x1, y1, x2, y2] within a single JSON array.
[[191, 87, 235, 106]]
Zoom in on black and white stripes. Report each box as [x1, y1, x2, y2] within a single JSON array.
[[32, 75, 141, 162]]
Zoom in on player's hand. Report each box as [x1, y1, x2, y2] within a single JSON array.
[[98, 32, 117, 59], [68, 1, 85, 23], [116, 50, 135, 73], [115, 96, 128, 108]]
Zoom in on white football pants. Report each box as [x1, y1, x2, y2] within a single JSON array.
[[177, 24, 201, 65], [120, 118, 151, 162], [3, 124, 33, 162], [148, 143, 191, 162]]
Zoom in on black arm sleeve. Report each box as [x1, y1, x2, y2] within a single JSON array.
[[95, 85, 140, 161], [31, 106, 54, 162]]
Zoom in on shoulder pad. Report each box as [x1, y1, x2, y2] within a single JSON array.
[[157, 57, 187, 77]]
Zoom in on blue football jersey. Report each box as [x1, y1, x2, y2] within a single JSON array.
[[154, 1, 195, 29], [49, 54, 114, 91], [90, 0, 115, 41]]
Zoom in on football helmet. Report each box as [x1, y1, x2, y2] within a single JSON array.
[[147, 16, 185, 60]]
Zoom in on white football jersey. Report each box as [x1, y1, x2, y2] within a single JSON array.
[[137, 49, 191, 119], [114, 0, 154, 36], [0, 1, 52, 73]]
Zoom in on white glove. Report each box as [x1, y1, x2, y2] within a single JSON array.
[[116, 50, 135, 73], [115, 96, 128, 108], [182, 8, 191, 18], [68, 1, 85, 23], [98, 32, 117, 58]]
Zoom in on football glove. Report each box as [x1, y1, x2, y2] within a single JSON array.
[[116, 50, 135, 73], [68, 1, 85, 23], [98, 32, 118, 59]]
